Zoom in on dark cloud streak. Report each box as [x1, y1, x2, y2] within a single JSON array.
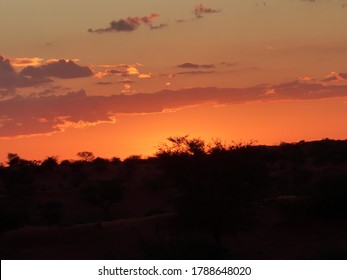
[[149, 23, 169, 30], [177, 63, 215, 69], [88, 14, 161, 33], [0, 56, 51, 88], [175, 70, 215, 76], [1, 80, 347, 137], [322, 72, 347, 82], [20, 59, 93, 79], [0, 56, 93, 89], [194, 4, 221, 18]]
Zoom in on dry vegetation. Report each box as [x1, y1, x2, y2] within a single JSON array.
[[1, 137, 347, 259]]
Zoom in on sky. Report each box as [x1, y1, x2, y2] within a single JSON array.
[[1, 0, 347, 162]]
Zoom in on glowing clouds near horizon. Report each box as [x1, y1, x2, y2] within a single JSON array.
[[1, 80, 347, 138]]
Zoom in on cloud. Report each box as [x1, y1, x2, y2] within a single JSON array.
[[127, 66, 139, 75], [149, 23, 169, 30], [95, 64, 144, 79], [194, 4, 221, 18], [322, 72, 347, 82], [96, 81, 114, 86], [299, 76, 315, 82], [118, 79, 134, 84], [29, 89, 57, 97], [95, 69, 126, 78], [175, 70, 215, 76], [0, 56, 15, 82], [2, 80, 347, 138], [0, 55, 51, 88], [20, 59, 93, 79], [0, 88, 16, 101], [88, 14, 161, 33], [177, 63, 215, 69], [138, 73, 151, 79], [0, 54, 94, 91], [121, 84, 136, 94], [10, 57, 44, 67], [0, 90, 116, 137]]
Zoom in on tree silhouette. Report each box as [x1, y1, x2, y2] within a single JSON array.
[[156, 136, 270, 242], [6, 153, 33, 167], [41, 156, 59, 169], [157, 135, 206, 157], [77, 151, 95, 162], [80, 178, 124, 217]]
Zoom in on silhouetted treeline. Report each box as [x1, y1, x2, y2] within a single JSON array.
[[1, 137, 347, 259]]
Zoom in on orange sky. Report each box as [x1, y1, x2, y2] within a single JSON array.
[[1, 0, 347, 163]]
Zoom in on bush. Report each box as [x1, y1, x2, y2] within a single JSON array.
[[80, 178, 124, 217], [41, 200, 63, 225], [0, 201, 31, 232], [310, 171, 347, 219]]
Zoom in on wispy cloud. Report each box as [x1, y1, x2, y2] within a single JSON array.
[[175, 70, 215, 76], [94, 64, 151, 80], [322, 72, 347, 82], [177, 63, 215, 69], [0, 88, 16, 101], [96, 81, 113, 86], [118, 79, 135, 84], [149, 23, 169, 30], [88, 14, 162, 33], [194, 4, 221, 18], [220, 62, 238, 67]]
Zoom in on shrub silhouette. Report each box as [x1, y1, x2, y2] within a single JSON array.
[[121, 155, 143, 181], [6, 153, 37, 167], [0, 201, 31, 232], [157, 136, 270, 241], [2, 138, 347, 259], [3, 167, 35, 197], [310, 171, 347, 219], [40, 200, 63, 225], [92, 157, 110, 172], [80, 178, 124, 218], [40, 156, 59, 170]]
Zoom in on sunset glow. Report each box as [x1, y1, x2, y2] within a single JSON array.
[[1, 0, 347, 163]]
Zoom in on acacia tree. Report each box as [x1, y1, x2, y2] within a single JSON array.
[[6, 153, 33, 167], [156, 136, 269, 242], [77, 151, 95, 162], [156, 136, 206, 157]]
